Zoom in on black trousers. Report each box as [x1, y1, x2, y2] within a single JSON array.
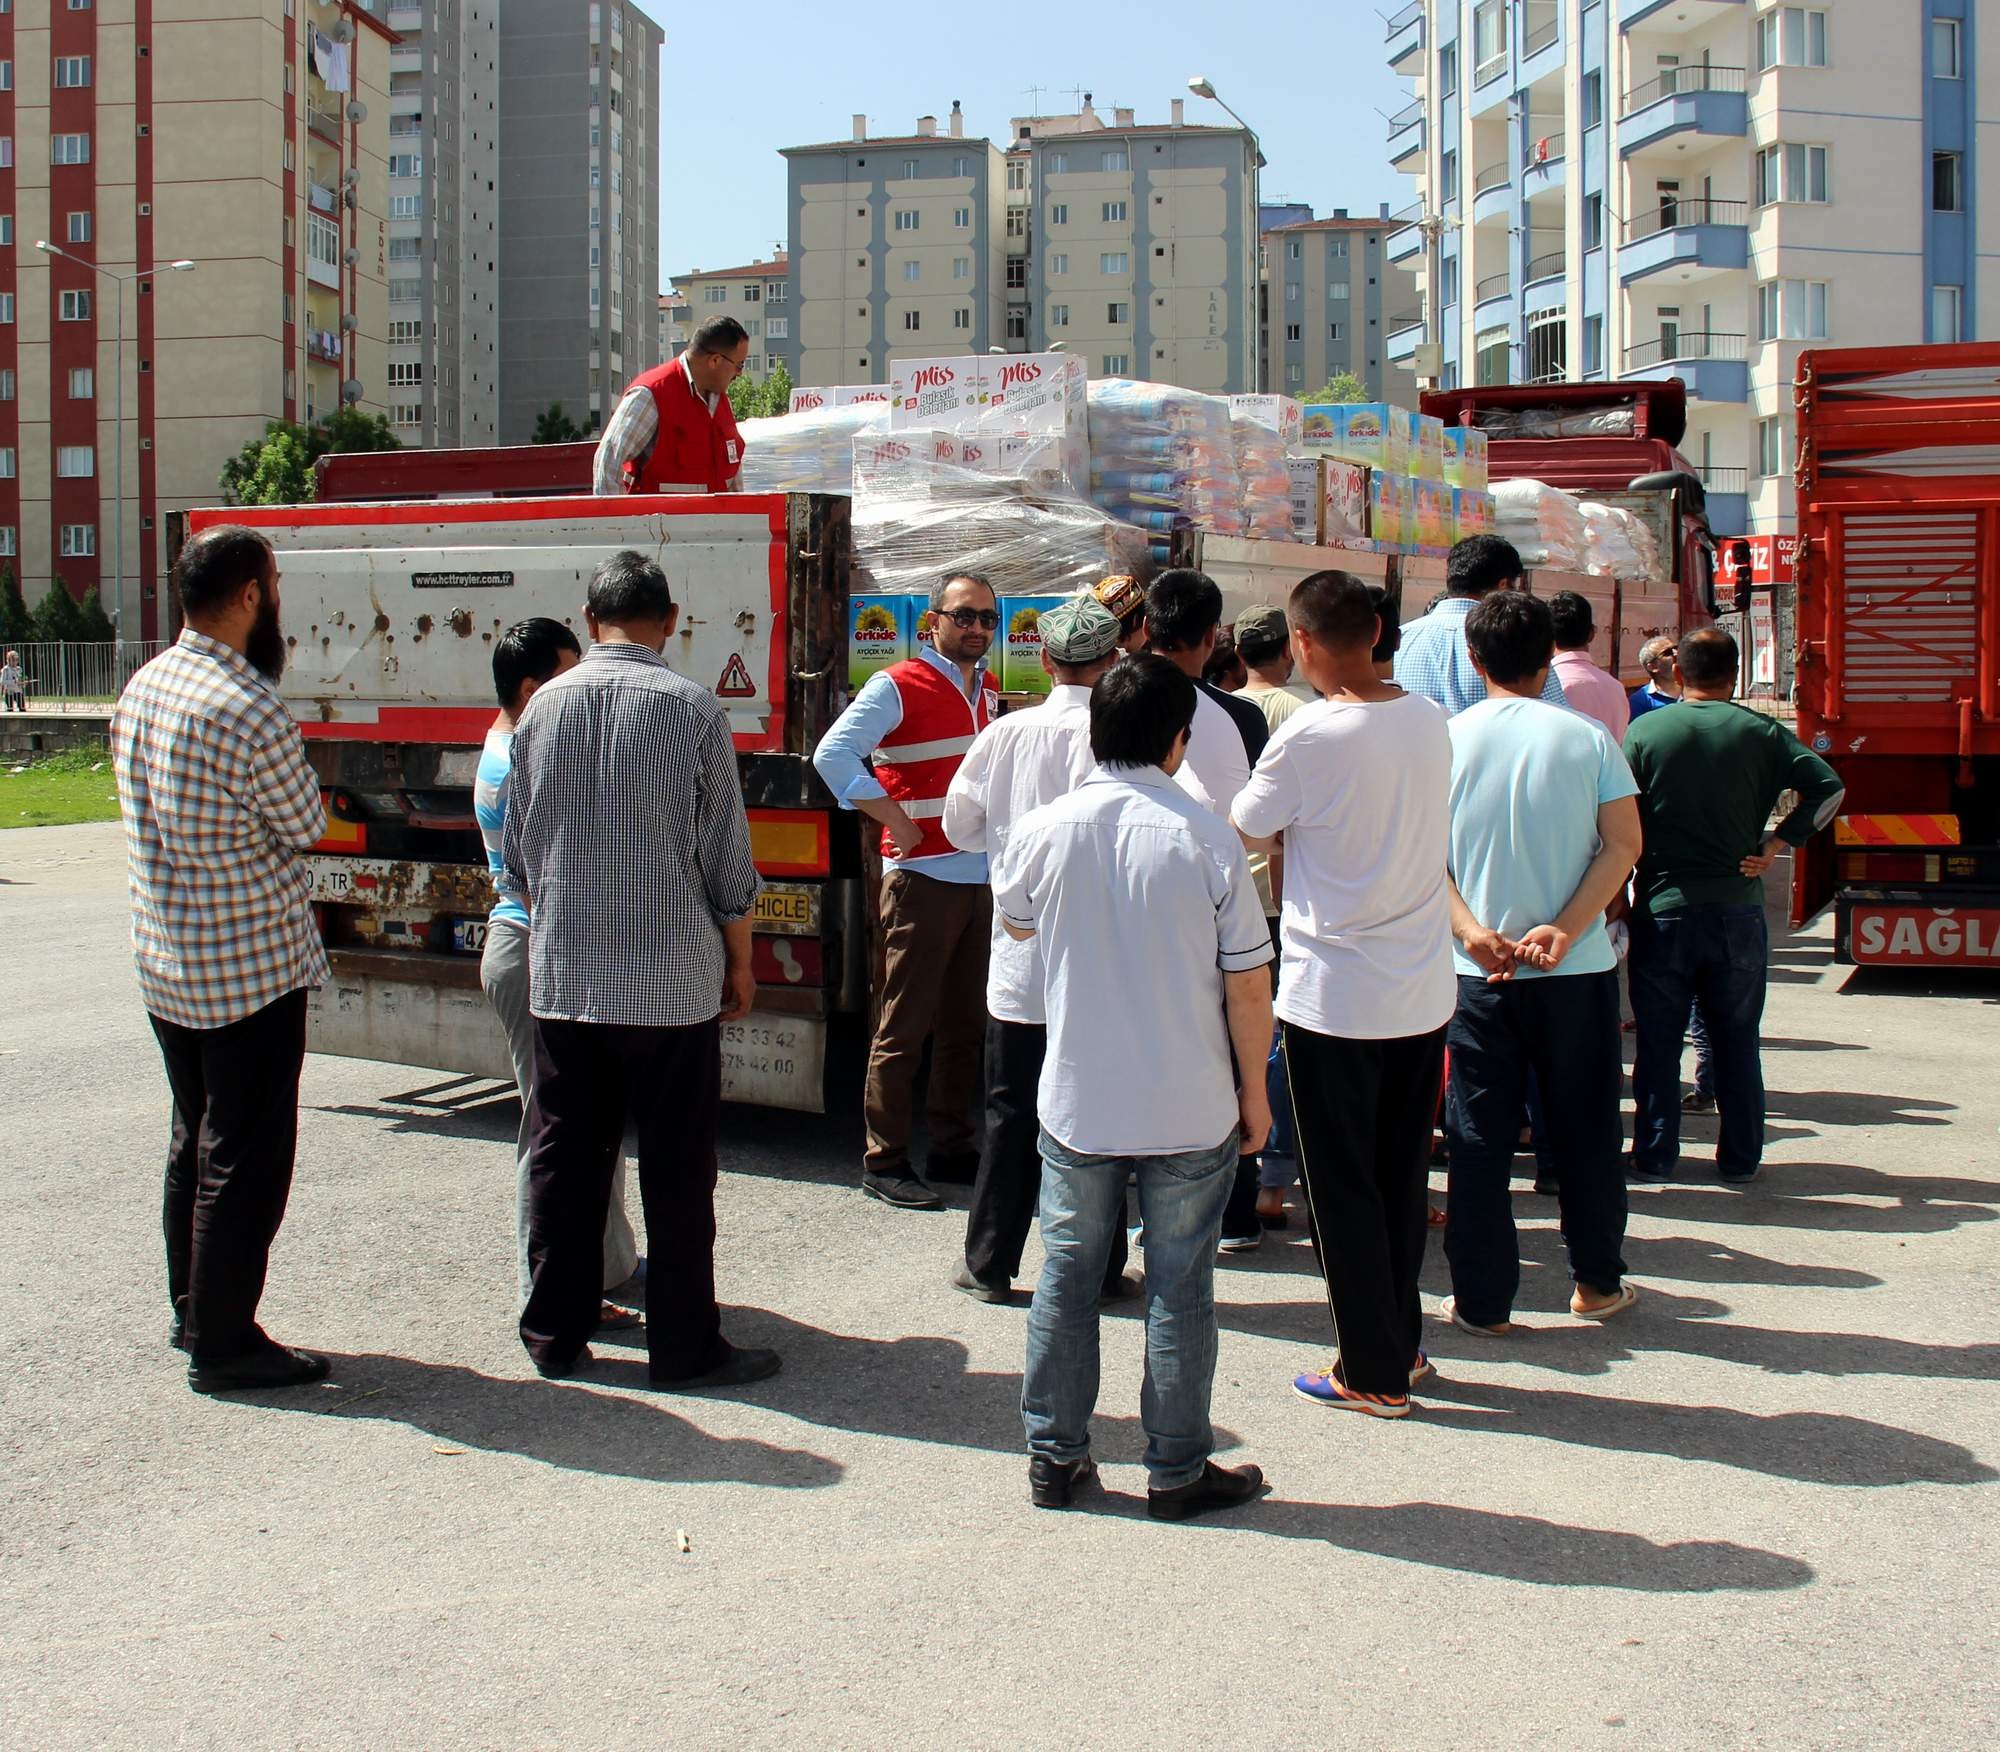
[[1284, 1021, 1448, 1395], [963, 1017, 1127, 1289], [520, 1015, 724, 1381], [1444, 971, 1627, 1325], [148, 989, 309, 1363]]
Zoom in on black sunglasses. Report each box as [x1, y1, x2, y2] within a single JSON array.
[[941, 608, 1001, 630]]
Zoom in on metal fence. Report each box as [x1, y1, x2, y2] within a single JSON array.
[[4, 640, 168, 703]]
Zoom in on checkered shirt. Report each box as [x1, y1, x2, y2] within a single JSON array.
[[1393, 596, 1570, 717], [113, 631, 329, 1029], [501, 640, 761, 1028]]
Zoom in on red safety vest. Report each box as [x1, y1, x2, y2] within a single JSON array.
[[870, 657, 999, 863], [620, 356, 745, 494]]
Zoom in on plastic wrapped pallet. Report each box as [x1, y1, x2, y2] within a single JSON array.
[[851, 453, 1151, 602], [1087, 378, 1245, 560], [736, 401, 888, 494], [889, 352, 1091, 498], [1492, 478, 1588, 572], [1581, 500, 1665, 582], [1231, 412, 1294, 541]]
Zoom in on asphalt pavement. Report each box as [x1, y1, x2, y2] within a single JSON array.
[[3, 822, 1996, 1750]]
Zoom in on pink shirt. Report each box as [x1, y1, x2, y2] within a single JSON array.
[[1552, 649, 1631, 744]]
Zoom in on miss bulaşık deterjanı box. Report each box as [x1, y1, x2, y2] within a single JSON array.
[[848, 595, 911, 690]]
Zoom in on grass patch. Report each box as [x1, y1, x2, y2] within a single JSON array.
[[0, 746, 122, 828]]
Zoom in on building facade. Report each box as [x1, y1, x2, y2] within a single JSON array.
[[381, 0, 499, 449], [496, 0, 660, 443], [1383, 0, 1993, 537], [780, 97, 1260, 393], [659, 288, 688, 364], [672, 254, 787, 381], [1260, 211, 1420, 400], [0, 0, 393, 638]]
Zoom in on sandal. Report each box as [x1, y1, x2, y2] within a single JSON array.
[[597, 1301, 642, 1331], [1571, 1283, 1639, 1321], [1427, 1203, 1446, 1229]]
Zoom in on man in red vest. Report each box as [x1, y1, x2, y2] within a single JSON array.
[[813, 573, 1001, 1210], [592, 316, 750, 496]]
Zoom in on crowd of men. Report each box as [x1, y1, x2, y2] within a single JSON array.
[[109, 519, 1842, 1522]]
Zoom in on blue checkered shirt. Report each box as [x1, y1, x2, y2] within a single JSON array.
[[113, 631, 329, 1029], [1394, 597, 1570, 717]]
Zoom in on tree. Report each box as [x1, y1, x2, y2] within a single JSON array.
[[727, 361, 797, 422], [1307, 372, 1370, 404], [0, 566, 30, 645], [218, 406, 403, 506], [532, 402, 588, 444], [759, 360, 794, 419], [31, 577, 87, 643], [74, 586, 116, 643]]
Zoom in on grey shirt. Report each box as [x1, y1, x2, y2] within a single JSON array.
[[502, 640, 760, 1028]]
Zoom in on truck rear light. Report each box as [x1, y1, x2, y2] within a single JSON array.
[[314, 788, 367, 854], [748, 807, 831, 877], [1840, 851, 1939, 885], [752, 935, 824, 987]]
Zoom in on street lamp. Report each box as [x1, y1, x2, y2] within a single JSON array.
[[35, 241, 197, 655], [1188, 76, 1266, 393]]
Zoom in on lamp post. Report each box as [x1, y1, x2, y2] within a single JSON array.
[[1188, 76, 1265, 393], [35, 241, 196, 654]]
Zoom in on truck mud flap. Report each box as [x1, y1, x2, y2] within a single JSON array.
[[721, 1012, 827, 1114], [311, 960, 514, 1082]]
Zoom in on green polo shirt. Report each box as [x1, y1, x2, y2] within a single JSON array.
[[1623, 700, 1845, 914]]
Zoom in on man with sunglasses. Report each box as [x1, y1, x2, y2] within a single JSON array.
[[593, 315, 751, 497], [814, 573, 1002, 1210]]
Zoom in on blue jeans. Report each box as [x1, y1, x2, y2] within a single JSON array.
[[1259, 1019, 1298, 1189], [1630, 905, 1768, 1177], [1022, 1127, 1239, 1489]]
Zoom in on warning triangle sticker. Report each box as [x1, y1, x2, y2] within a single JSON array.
[[715, 653, 757, 698]]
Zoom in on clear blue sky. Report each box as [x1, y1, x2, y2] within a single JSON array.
[[629, 0, 1413, 289]]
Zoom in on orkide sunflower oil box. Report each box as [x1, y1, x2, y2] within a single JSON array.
[[847, 595, 911, 691], [999, 596, 1066, 697]]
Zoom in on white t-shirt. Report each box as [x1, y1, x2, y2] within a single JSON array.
[[1174, 685, 1252, 819], [1232, 692, 1457, 1040], [941, 684, 1096, 1024]]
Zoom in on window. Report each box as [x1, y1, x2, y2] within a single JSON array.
[[1439, 42, 1458, 97], [1582, 70, 1602, 130], [766, 317, 788, 338], [1048, 151, 1069, 173], [68, 366, 93, 397], [902, 158, 919, 179], [1100, 252, 1129, 275], [1101, 149, 1127, 172], [0, 456, 12, 482], [1756, 417, 1784, 477], [57, 446, 94, 477], [1755, 143, 1829, 205], [60, 525, 95, 558], [54, 54, 90, 87], [387, 362, 423, 387], [389, 153, 422, 179], [1006, 208, 1027, 238], [0, 293, 13, 323], [903, 310, 921, 332], [903, 260, 922, 282], [389, 237, 421, 260], [952, 155, 968, 177], [0, 528, 13, 555], [953, 206, 971, 227], [590, 205, 600, 229], [1327, 282, 1351, 302], [1049, 202, 1069, 226], [1107, 301, 1130, 324], [391, 400, 422, 429], [1756, 7, 1829, 71], [67, 211, 91, 244], [0, 140, 13, 170], [894, 209, 920, 232], [1934, 152, 1963, 213], [952, 257, 970, 280], [589, 285, 600, 310], [1007, 159, 1026, 190], [1006, 311, 1027, 340], [0, 62, 10, 91], [1286, 239, 1302, 261], [52, 133, 91, 165], [1583, 314, 1604, 375], [952, 308, 970, 330], [703, 285, 728, 304], [1472, 0, 1505, 77], [1933, 17, 1962, 78], [1933, 284, 1963, 343], [0, 217, 11, 247], [389, 279, 421, 303], [1049, 252, 1067, 274], [1049, 302, 1070, 327], [0, 369, 11, 400], [589, 165, 600, 187], [390, 195, 423, 219], [1285, 322, 1302, 342], [1006, 258, 1027, 289], [1583, 193, 1604, 252], [1102, 353, 1130, 374], [768, 281, 789, 303], [1102, 200, 1128, 223], [1285, 281, 1300, 303], [388, 320, 421, 343], [1757, 277, 1830, 341], [59, 290, 91, 321]]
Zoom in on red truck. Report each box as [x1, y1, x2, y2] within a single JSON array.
[[1420, 379, 1720, 673], [1790, 342, 2000, 969]]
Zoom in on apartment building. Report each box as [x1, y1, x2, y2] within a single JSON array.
[[778, 105, 1007, 387], [659, 288, 688, 363], [379, 0, 498, 448], [496, 0, 660, 442], [1260, 211, 1421, 401], [0, 0, 393, 638], [1383, 0, 1994, 538], [673, 254, 788, 380]]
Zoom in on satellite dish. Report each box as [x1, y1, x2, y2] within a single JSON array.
[[342, 189, 357, 209], [332, 16, 355, 40], [342, 379, 364, 403], [343, 167, 360, 186], [339, 312, 358, 331], [346, 100, 367, 123], [343, 247, 359, 265]]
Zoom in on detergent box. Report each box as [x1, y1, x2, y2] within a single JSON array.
[[1443, 426, 1490, 491], [1287, 456, 1372, 546], [998, 595, 1066, 696], [847, 595, 911, 691], [1230, 394, 1305, 449]]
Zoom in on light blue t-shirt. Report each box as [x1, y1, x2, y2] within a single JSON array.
[[1446, 695, 1637, 980], [473, 726, 531, 931]]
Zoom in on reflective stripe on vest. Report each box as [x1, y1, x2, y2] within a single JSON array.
[[871, 734, 976, 765], [870, 659, 996, 863]]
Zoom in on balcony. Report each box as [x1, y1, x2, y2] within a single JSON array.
[[1621, 0, 1744, 28], [307, 181, 338, 216], [1387, 311, 1427, 362], [1521, 129, 1566, 193], [1386, 202, 1425, 263], [1697, 464, 1748, 533], [305, 329, 344, 365], [1697, 464, 1747, 494], [1622, 330, 1749, 402], [1619, 196, 1750, 284], [1474, 270, 1512, 316], [1620, 65, 1748, 155], [1521, 4, 1562, 78], [1523, 249, 1568, 312], [1468, 159, 1510, 228], [1387, 99, 1426, 167], [305, 104, 343, 141], [1386, 0, 1425, 71]]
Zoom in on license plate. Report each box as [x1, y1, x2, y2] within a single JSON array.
[[451, 917, 488, 954], [751, 882, 820, 937]]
